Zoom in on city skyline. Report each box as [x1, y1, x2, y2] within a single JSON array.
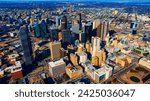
[[1, 0, 150, 3]]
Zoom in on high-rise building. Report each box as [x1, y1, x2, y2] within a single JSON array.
[[97, 20, 109, 41], [77, 13, 82, 30], [56, 16, 61, 27], [96, 22, 102, 38], [50, 42, 61, 61], [33, 23, 40, 38], [79, 31, 86, 43], [39, 20, 49, 39], [19, 25, 33, 65], [50, 28, 59, 41], [61, 15, 67, 30], [92, 37, 101, 56], [62, 30, 72, 48], [84, 22, 92, 42], [93, 19, 101, 30]]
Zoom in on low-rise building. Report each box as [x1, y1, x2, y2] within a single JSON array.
[[94, 65, 113, 83], [66, 65, 83, 79], [139, 58, 150, 69], [70, 53, 78, 66], [115, 55, 133, 67], [77, 52, 87, 64], [48, 59, 66, 77], [11, 61, 23, 80]]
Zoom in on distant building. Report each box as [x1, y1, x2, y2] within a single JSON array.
[[61, 15, 67, 30], [48, 59, 66, 77], [39, 20, 49, 39], [56, 16, 61, 27], [62, 30, 72, 48], [50, 28, 59, 41], [84, 22, 92, 42], [50, 42, 61, 61], [93, 19, 101, 30], [19, 25, 33, 65]]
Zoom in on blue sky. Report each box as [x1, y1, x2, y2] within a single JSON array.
[[1, 0, 150, 2]]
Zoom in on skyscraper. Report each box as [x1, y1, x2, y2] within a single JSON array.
[[77, 13, 82, 30], [50, 42, 61, 61], [101, 20, 109, 41], [62, 30, 72, 48], [97, 20, 109, 41], [92, 37, 101, 56], [19, 25, 33, 65], [84, 22, 92, 42], [39, 20, 49, 39], [61, 15, 67, 30], [56, 16, 61, 27]]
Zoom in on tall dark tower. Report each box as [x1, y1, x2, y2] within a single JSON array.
[[96, 22, 102, 38], [39, 20, 48, 39], [19, 25, 33, 65], [77, 13, 82, 30], [84, 23, 92, 42], [61, 15, 67, 30], [97, 20, 109, 41]]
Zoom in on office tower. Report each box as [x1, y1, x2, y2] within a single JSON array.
[[101, 20, 109, 41], [39, 20, 48, 39], [97, 20, 109, 41], [72, 22, 80, 34], [61, 15, 67, 30], [96, 22, 102, 38], [93, 19, 101, 30], [50, 42, 61, 61], [62, 30, 72, 48], [92, 37, 101, 56], [56, 16, 61, 27], [19, 25, 33, 65], [33, 23, 40, 38], [79, 31, 86, 43], [77, 13, 82, 30], [84, 22, 92, 42], [50, 28, 59, 41]]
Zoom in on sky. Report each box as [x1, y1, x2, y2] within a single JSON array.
[[1, 0, 150, 2]]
